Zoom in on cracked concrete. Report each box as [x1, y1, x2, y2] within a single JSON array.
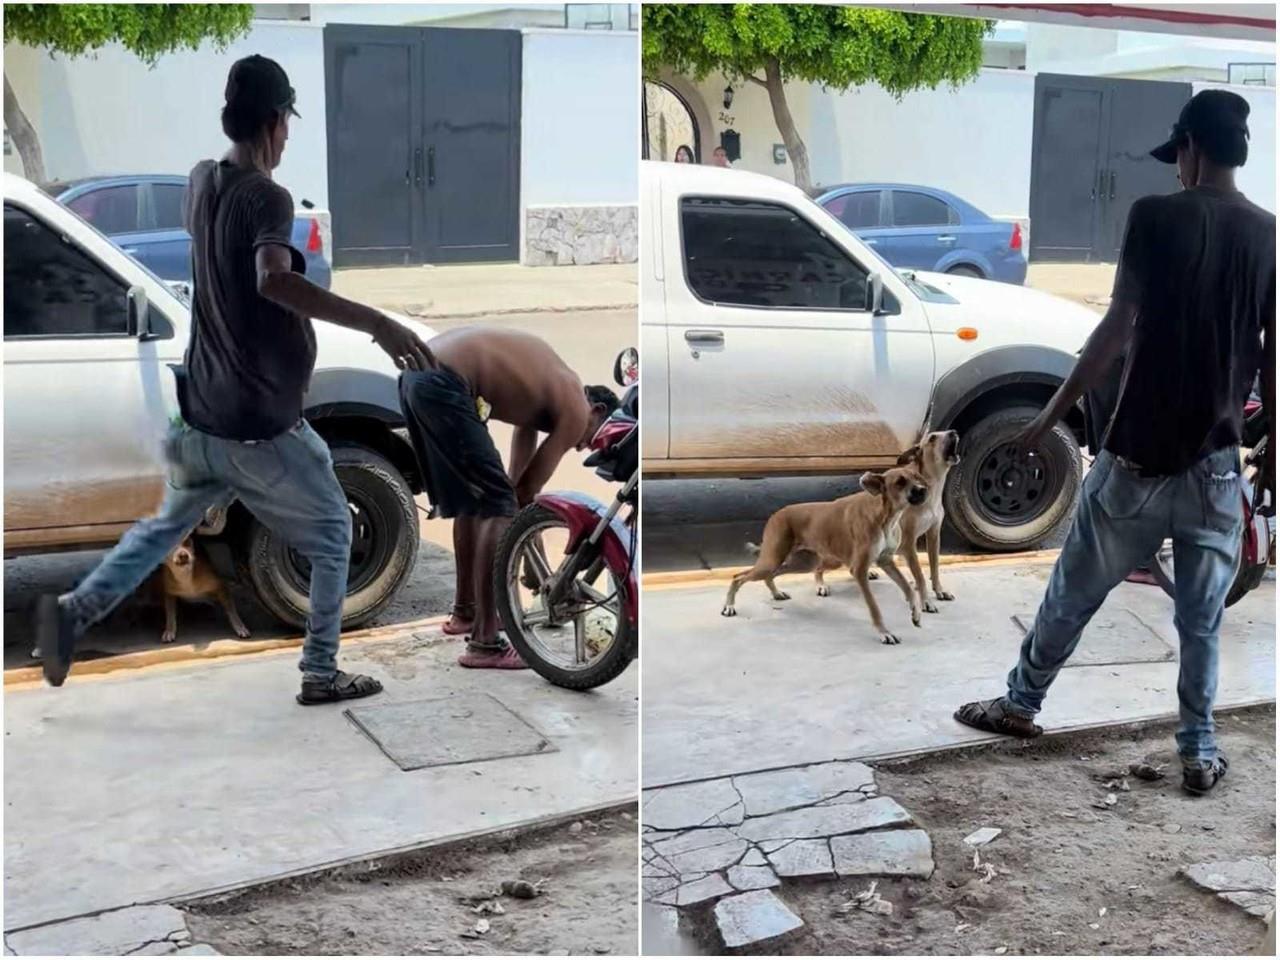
[[641, 758, 935, 950], [1182, 856, 1277, 919], [4, 904, 210, 957]]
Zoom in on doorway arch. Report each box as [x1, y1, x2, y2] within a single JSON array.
[[643, 79, 702, 163]]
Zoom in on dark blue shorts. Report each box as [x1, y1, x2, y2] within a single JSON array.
[[399, 367, 518, 519]]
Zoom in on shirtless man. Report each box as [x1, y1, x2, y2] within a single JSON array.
[[400, 327, 619, 668]]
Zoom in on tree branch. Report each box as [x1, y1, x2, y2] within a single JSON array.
[[744, 74, 768, 88]]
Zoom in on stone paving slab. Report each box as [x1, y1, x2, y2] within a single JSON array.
[[735, 796, 913, 842], [675, 874, 734, 907], [667, 838, 748, 876], [1182, 856, 1276, 922], [728, 864, 781, 891], [642, 778, 742, 831], [733, 761, 876, 816], [6, 904, 189, 956], [714, 890, 805, 949], [767, 838, 835, 878], [831, 829, 935, 879]]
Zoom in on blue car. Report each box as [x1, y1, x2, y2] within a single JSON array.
[[815, 183, 1026, 285], [42, 174, 332, 289]]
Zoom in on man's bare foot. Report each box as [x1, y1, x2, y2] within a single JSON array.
[[442, 609, 478, 640], [458, 646, 528, 669]]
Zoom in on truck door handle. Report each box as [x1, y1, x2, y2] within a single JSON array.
[[413, 148, 423, 186], [684, 329, 724, 344], [122, 247, 139, 255], [427, 147, 436, 187], [864, 238, 879, 246], [937, 235, 956, 243], [1108, 170, 1116, 200]]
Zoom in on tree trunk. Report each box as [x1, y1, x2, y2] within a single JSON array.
[[4, 70, 45, 184], [763, 57, 810, 192]]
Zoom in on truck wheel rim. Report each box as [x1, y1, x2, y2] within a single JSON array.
[[282, 492, 389, 595], [973, 439, 1064, 526]]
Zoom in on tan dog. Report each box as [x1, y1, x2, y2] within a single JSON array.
[[721, 465, 929, 644], [155, 537, 250, 644], [895, 430, 962, 611]]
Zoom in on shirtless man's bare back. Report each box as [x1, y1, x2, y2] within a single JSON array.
[[400, 327, 619, 668]]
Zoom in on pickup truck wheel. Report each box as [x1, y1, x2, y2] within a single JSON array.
[[246, 444, 419, 630], [946, 264, 984, 279], [944, 405, 1080, 552]]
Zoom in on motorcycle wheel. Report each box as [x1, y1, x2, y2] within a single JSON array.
[[493, 504, 635, 691], [1151, 535, 1260, 608]]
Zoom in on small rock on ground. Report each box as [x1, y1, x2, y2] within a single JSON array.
[[963, 827, 1002, 847], [714, 890, 805, 949]]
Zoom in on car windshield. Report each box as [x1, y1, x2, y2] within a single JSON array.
[[800, 193, 949, 301]]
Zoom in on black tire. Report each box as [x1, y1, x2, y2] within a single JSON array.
[[946, 264, 985, 279], [494, 504, 635, 691], [944, 405, 1081, 552], [246, 443, 419, 630]]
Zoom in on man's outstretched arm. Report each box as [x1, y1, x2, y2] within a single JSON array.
[[255, 243, 435, 371], [513, 427, 579, 507], [1017, 297, 1138, 448]]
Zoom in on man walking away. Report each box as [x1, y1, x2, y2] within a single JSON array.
[[400, 327, 619, 668], [954, 89, 1274, 796], [37, 55, 435, 705]]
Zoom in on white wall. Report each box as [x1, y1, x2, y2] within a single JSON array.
[[811, 69, 1036, 219], [4, 22, 329, 207], [521, 30, 638, 206]]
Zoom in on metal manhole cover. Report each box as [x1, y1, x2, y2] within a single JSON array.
[[1011, 609, 1175, 667], [345, 693, 556, 771]]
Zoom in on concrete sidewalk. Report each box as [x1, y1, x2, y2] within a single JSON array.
[[3, 630, 637, 934], [641, 563, 1275, 787], [332, 262, 637, 320]]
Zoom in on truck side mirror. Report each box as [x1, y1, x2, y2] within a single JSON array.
[[127, 285, 152, 338], [866, 272, 884, 315], [613, 347, 639, 387]]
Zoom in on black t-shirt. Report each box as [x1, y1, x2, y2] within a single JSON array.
[[179, 160, 315, 441], [1103, 186, 1275, 475]]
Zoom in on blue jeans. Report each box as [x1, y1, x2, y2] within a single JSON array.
[[1006, 446, 1244, 761], [62, 421, 351, 681]]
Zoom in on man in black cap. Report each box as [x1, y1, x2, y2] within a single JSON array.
[[37, 55, 435, 704], [954, 89, 1274, 797]]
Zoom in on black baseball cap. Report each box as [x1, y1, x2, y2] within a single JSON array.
[[225, 54, 299, 118], [1150, 89, 1249, 164]]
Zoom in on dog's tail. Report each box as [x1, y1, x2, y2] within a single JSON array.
[[745, 541, 761, 557]]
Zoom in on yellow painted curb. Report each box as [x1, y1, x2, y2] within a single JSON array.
[[4, 614, 450, 689], [641, 548, 1061, 591]]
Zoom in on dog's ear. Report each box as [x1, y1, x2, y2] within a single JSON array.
[[861, 472, 886, 496], [896, 445, 922, 467]]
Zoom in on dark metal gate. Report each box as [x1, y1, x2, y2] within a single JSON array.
[[324, 25, 521, 268], [1029, 74, 1191, 263]]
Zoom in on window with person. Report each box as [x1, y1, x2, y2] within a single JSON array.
[[681, 197, 871, 310], [891, 191, 959, 228], [4, 204, 130, 338], [63, 184, 142, 235]]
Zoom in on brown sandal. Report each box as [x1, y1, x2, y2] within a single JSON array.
[[954, 698, 1043, 738]]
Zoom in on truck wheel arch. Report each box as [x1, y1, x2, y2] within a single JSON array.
[[929, 345, 1085, 443]]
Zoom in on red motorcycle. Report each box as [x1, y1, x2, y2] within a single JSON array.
[[492, 348, 638, 689], [1150, 396, 1273, 607]]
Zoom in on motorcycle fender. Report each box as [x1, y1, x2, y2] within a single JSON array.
[[536, 492, 638, 624]]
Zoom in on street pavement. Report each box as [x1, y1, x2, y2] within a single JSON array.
[[3, 629, 638, 933], [640, 562, 1274, 787]]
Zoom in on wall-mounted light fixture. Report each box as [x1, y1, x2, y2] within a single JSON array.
[[723, 85, 734, 109]]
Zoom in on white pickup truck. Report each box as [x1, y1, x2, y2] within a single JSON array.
[[641, 161, 1101, 551], [3, 172, 430, 628]]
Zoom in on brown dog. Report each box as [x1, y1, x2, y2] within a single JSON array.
[[895, 430, 962, 611], [721, 465, 929, 644], [156, 537, 250, 644]]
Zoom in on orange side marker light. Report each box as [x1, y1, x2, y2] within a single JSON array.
[[957, 327, 979, 341]]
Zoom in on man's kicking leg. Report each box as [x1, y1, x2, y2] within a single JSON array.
[[37, 427, 230, 686], [443, 516, 478, 635], [458, 514, 527, 669], [955, 452, 1168, 736]]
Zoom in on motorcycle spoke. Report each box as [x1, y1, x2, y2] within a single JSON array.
[[574, 614, 589, 664], [519, 540, 555, 586]]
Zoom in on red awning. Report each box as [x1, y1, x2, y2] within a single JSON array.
[[880, 4, 1275, 41]]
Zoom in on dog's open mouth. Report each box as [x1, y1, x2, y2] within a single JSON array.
[[945, 433, 961, 463], [908, 489, 927, 505]]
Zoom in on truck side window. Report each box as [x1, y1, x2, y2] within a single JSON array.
[[681, 197, 869, 310], [4, 204, 129, 339], [64, 184, 142, 235]]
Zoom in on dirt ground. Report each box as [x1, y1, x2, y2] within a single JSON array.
[[683, 709, 1275, 956], [183, 807, 640, 956]]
